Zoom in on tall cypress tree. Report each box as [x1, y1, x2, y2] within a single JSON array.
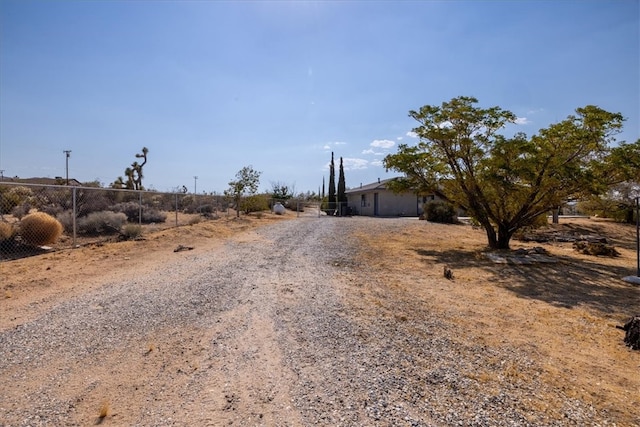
[[328, 152, 336, 212], [337, 156, 346, 215]]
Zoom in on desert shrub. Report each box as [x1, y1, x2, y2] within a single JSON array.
[[38, 203, 65, 218], [77, 211, 127, 235], [188, 215, 202, 225], [573, 241, 619, 257], [110, 202, 167, 223], [19, 212, 63, 246], [422, 201, 458, 223], [122, 224, 143, 240], [76, 190, 111, 217], [1, 192, 21, 215], [1, 186, 33, 214], [241, 194, 269, 214], [0, 221, 14, 241], [56, 210, 74, 233], [11, 202, 32, 220]]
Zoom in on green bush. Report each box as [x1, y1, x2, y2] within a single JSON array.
[[77, 211, 127, 235], [423, 201, 458, 223], [241, 194, 269, 214], [20, 212, 63, 246]]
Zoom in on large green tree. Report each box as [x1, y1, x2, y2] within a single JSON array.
[[583, 139, 640, 223], [384, 96, 624, 249], [225, 166, 261, 217]]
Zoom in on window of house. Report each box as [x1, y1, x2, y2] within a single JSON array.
[[361, 194, 367, 207]]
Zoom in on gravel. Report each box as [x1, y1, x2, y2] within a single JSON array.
[[0, 217, 620, 426]]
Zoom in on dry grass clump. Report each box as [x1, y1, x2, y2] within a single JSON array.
[[20, 212, 63, 246], [98, 400, 110, 418], [573, 240, 620, 257], [0, 221, 14, 241], [122, 224, 143, 240]]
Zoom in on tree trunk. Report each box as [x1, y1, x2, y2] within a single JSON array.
[[552, 207, 559, 224], [484, 224, 499, 249], [487, 223, 512, 250], [625, 206, 634, 224]]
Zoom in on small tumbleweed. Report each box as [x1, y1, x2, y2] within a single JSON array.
[[443, 266, 454, 280]]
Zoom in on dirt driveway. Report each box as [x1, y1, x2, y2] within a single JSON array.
[[0, 215, 638, 426]]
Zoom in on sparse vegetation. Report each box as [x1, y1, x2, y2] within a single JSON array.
[[0, 221, 14, 241], [110, 202, 167, 224], [0, 186, 33, 215], [77, 211, 127, 235], [573, 240, 620, 257], [122, 224, 143, 240], [98, 400, 109, 418], [19, 212, 63, 246]]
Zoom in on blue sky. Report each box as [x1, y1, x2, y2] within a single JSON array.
[[1, 0, 638, 194]]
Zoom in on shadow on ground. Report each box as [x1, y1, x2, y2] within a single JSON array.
[[414, 247, 639, 315]]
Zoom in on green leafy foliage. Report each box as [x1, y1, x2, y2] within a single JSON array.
[[422, 201, 458, 223], [242, 194, 269, 214], [384, 96, 624, 249], [225, 166, 261, 217], [328, 152, 336, 212]]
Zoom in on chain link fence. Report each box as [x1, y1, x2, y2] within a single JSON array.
[[0, 183, 231, 261]]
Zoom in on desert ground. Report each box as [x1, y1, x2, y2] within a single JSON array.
[[0, 211, 638, 426]]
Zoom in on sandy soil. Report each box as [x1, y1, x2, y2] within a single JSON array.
[[0, 213, 638, 426]]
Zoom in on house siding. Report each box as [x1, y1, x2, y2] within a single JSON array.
[[346, 180, 420, 217]]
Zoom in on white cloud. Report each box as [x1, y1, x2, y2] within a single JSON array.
[[406, 131, 418, 138], [397, 136, 403, 141], [370, 159, 383, 167], [371, 139, 395, 149], [515, 117, 530, 125], [334, 141, 347, 145], [343, 158, 369, 170], [323, 144, 331, 150], [362, 149, 385, 156]]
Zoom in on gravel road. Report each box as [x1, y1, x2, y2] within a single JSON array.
[[0, 217, 618, 426]]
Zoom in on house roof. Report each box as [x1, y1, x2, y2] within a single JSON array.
[[345, 178, 399, 194], [0, 177, 82, 186]]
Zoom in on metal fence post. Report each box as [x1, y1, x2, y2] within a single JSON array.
[[636, 197, 640, 277], [175, 193, 179, 227], [72, 187, 77, 247]]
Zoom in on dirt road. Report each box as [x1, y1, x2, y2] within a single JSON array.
[[1, 217, 635, 426]]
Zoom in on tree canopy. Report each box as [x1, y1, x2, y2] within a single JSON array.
[[383, 96, 625, 249], [225, 166, 261, 217]]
